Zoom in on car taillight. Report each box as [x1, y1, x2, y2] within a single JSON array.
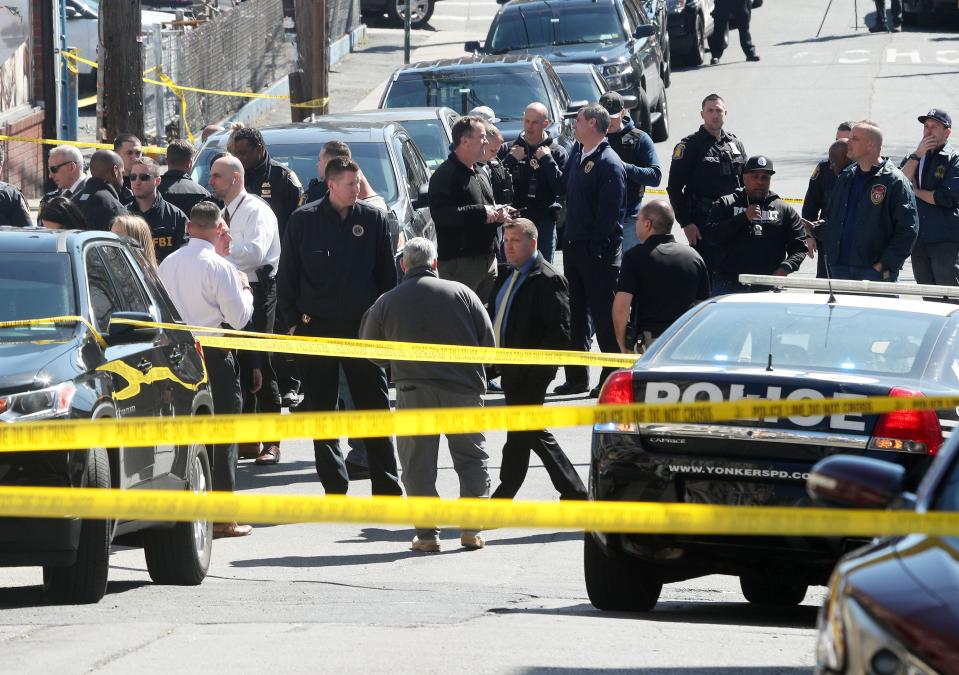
[[598, 370, 634, 404], [195, 339, 204, 361], [868, 386, 942, 455]]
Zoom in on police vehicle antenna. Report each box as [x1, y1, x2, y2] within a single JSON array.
[[766, 328, 774, 372], [820, 241, 838, 304]]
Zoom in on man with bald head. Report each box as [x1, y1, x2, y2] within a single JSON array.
[[503, 101, 568, 261], [209, 153, 283, 465], [71, 150, 127, 230], [813, 120, 918, 281]]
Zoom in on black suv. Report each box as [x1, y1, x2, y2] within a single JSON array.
[[380, 55, 581, 153], [0, 228, 214, 604], [467, 0, 669, 142]]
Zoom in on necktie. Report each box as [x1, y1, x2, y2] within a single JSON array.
[[492, 270, 520, 348], [62, 189, 72, 199]]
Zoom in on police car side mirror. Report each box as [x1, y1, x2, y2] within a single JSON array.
[[806, 455, 906, 510], [564, 100, 588, 119], [465, 41, 482, 53], [633, 24, 656, 40], [106, 311, 159, 346]]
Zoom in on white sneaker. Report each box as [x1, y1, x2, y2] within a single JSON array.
[[411, 536, 440, 553]]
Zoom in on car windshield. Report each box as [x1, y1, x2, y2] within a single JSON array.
[[488, 5, 626, 52], [192, 140, 400, 204], [557, 72, 603, 104], [396, 119, 451, 171], [650, 302, 943, 376], [384, 71, 550, 122], [0, 253, 77, 342]]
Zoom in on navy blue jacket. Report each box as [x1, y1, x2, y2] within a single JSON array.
[[802, 159, 848, 221], [820, 159, 918, 272], [899, 144, 959, 244], [606, 116, 661, 220], [563, 140, 626, 258]]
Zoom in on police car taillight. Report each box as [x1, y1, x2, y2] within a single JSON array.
[[598, 370, 634, 405], [868, 387, 942, 456]]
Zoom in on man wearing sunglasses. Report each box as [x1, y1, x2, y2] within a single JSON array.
[[40, 145, 87, 219], [126, 157, 188, 262]]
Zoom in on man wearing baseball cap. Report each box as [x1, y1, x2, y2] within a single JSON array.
[[900, 108, 959, 289], [598, 91, 662, 253], [705, 155, 807, 295]]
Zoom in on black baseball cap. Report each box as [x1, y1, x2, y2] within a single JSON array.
[[743, 155, 775, 174], [598, 91, 625, 117], [918, 108, 952, 128]]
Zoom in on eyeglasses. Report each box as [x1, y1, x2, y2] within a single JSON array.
[[48, 160, 76, 174], [130, 173, 156, 182]]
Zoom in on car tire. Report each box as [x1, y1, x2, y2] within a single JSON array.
[[651, 88, 669, 143], [42, 447, 112, 604], [685, 11, 706, 66], [584, 533, 662, 612], [142, 443, 213, 585], [662, 37, 671, 87], [635, 88, 653, 136], [386, 0, 435, 29], [739, 573, 808, 606]]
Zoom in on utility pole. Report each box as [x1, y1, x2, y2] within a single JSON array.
[[99, 0, 145, 142], [291, 0, 328, 121]]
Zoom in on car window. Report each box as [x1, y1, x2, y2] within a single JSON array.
[[558, 72, 604, 104], [0, 252, 76, 342], [85, 248, 123, 332], [543, 63, 571, 108], [651, 302, 944, 376], [621, 0, 640, 33], [487, 5, 627, 52], [98, 245, 151, 315], [398, 119, 450, 171], [193, 140, 399, 204], [385, 71, 552, 122], [401, 139, 429, 196]]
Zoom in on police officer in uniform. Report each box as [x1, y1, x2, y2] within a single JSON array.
[[503, 102, 567, 262], [707, 155, 808, 295], [0, 147, 32, 227], [599, 91, 662, 252], [666, 93, 747, 271]]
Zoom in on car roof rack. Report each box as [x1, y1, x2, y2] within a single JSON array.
[[738, 274, 959, 300]]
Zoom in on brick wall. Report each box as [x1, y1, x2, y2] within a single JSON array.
[[0, 108, 45, 198]]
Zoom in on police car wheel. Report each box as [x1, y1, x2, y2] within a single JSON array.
[[142, 443, 213, 586], [43, 446, 112, 604], [739, 573, 808, 606], [584, 533, 662, 612]]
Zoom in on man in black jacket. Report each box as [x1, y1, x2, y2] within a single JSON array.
[[230, 126, 303, 238], [277, 157, 402, 496], [127, 157, 188, 262], [488, 219, 586, 501], [503, 102, 567, 262], [429, 115, 510, 302], [707, 155, 808, 295], [158, 139, 211, 216], [71, 150, 127, 230], [0, 147, 32, 227]]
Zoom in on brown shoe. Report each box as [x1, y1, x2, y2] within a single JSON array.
[[238, 442, 262, 460], [255, 444, 280, 465], [213, 522, 253, 538]]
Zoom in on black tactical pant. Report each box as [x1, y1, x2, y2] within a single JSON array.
[[874, 0, 902, 27], [708, 0, 756, 60]]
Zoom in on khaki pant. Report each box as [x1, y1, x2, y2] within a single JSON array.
[[439, 254, 497, 303]]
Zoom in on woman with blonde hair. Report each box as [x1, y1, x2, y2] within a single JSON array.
[[111, 214, 158, 269]]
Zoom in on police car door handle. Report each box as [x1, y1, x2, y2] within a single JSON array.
[[168, 348, 184, 365], [136, 358, 153, 373]]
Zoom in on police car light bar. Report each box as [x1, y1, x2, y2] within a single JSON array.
[[737, 274, 959, 300]]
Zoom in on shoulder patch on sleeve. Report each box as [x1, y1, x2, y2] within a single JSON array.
[[810, 163, 821, 180], [672, 143, 685, 160]]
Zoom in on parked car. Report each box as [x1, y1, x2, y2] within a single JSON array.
[[192, 122, 434, 250], [552, 63, 612, 105], [0, 228, 214, 604], [809, 450, 959, 674], [360, 0, 442, 28], [643, 0, 671, 86], [312, 108, 458, 174], [666, 0, 714, 66], [466, 0, 670, 142], [586, 275, 959, 612], [380, 55, 580, 152], [902, 0, 959, 24], [65, 0, 175, 85]]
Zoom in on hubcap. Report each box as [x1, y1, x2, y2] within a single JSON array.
[[189, 449, 209, 559], [397, 0, 428, 22]]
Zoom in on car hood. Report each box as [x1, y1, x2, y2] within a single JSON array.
[[506, 41, 628, 66], [0, 339, 82, 393], [847, 535, 959, 672]]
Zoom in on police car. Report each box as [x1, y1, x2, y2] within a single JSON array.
[[587, 275, 959, 612]]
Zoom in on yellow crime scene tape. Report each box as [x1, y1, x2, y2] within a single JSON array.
[[0, 487, 957, 536], [645, 187, 805, 206]]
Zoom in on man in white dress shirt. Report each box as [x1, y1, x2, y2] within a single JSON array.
[[159, 201, 255, 538], [209, 155, 284, 465]]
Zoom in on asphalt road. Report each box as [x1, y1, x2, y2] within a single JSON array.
[[4, 1, 958, 672]]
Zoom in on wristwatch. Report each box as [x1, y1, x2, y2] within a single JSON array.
[[908, 153, 921, 161]]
